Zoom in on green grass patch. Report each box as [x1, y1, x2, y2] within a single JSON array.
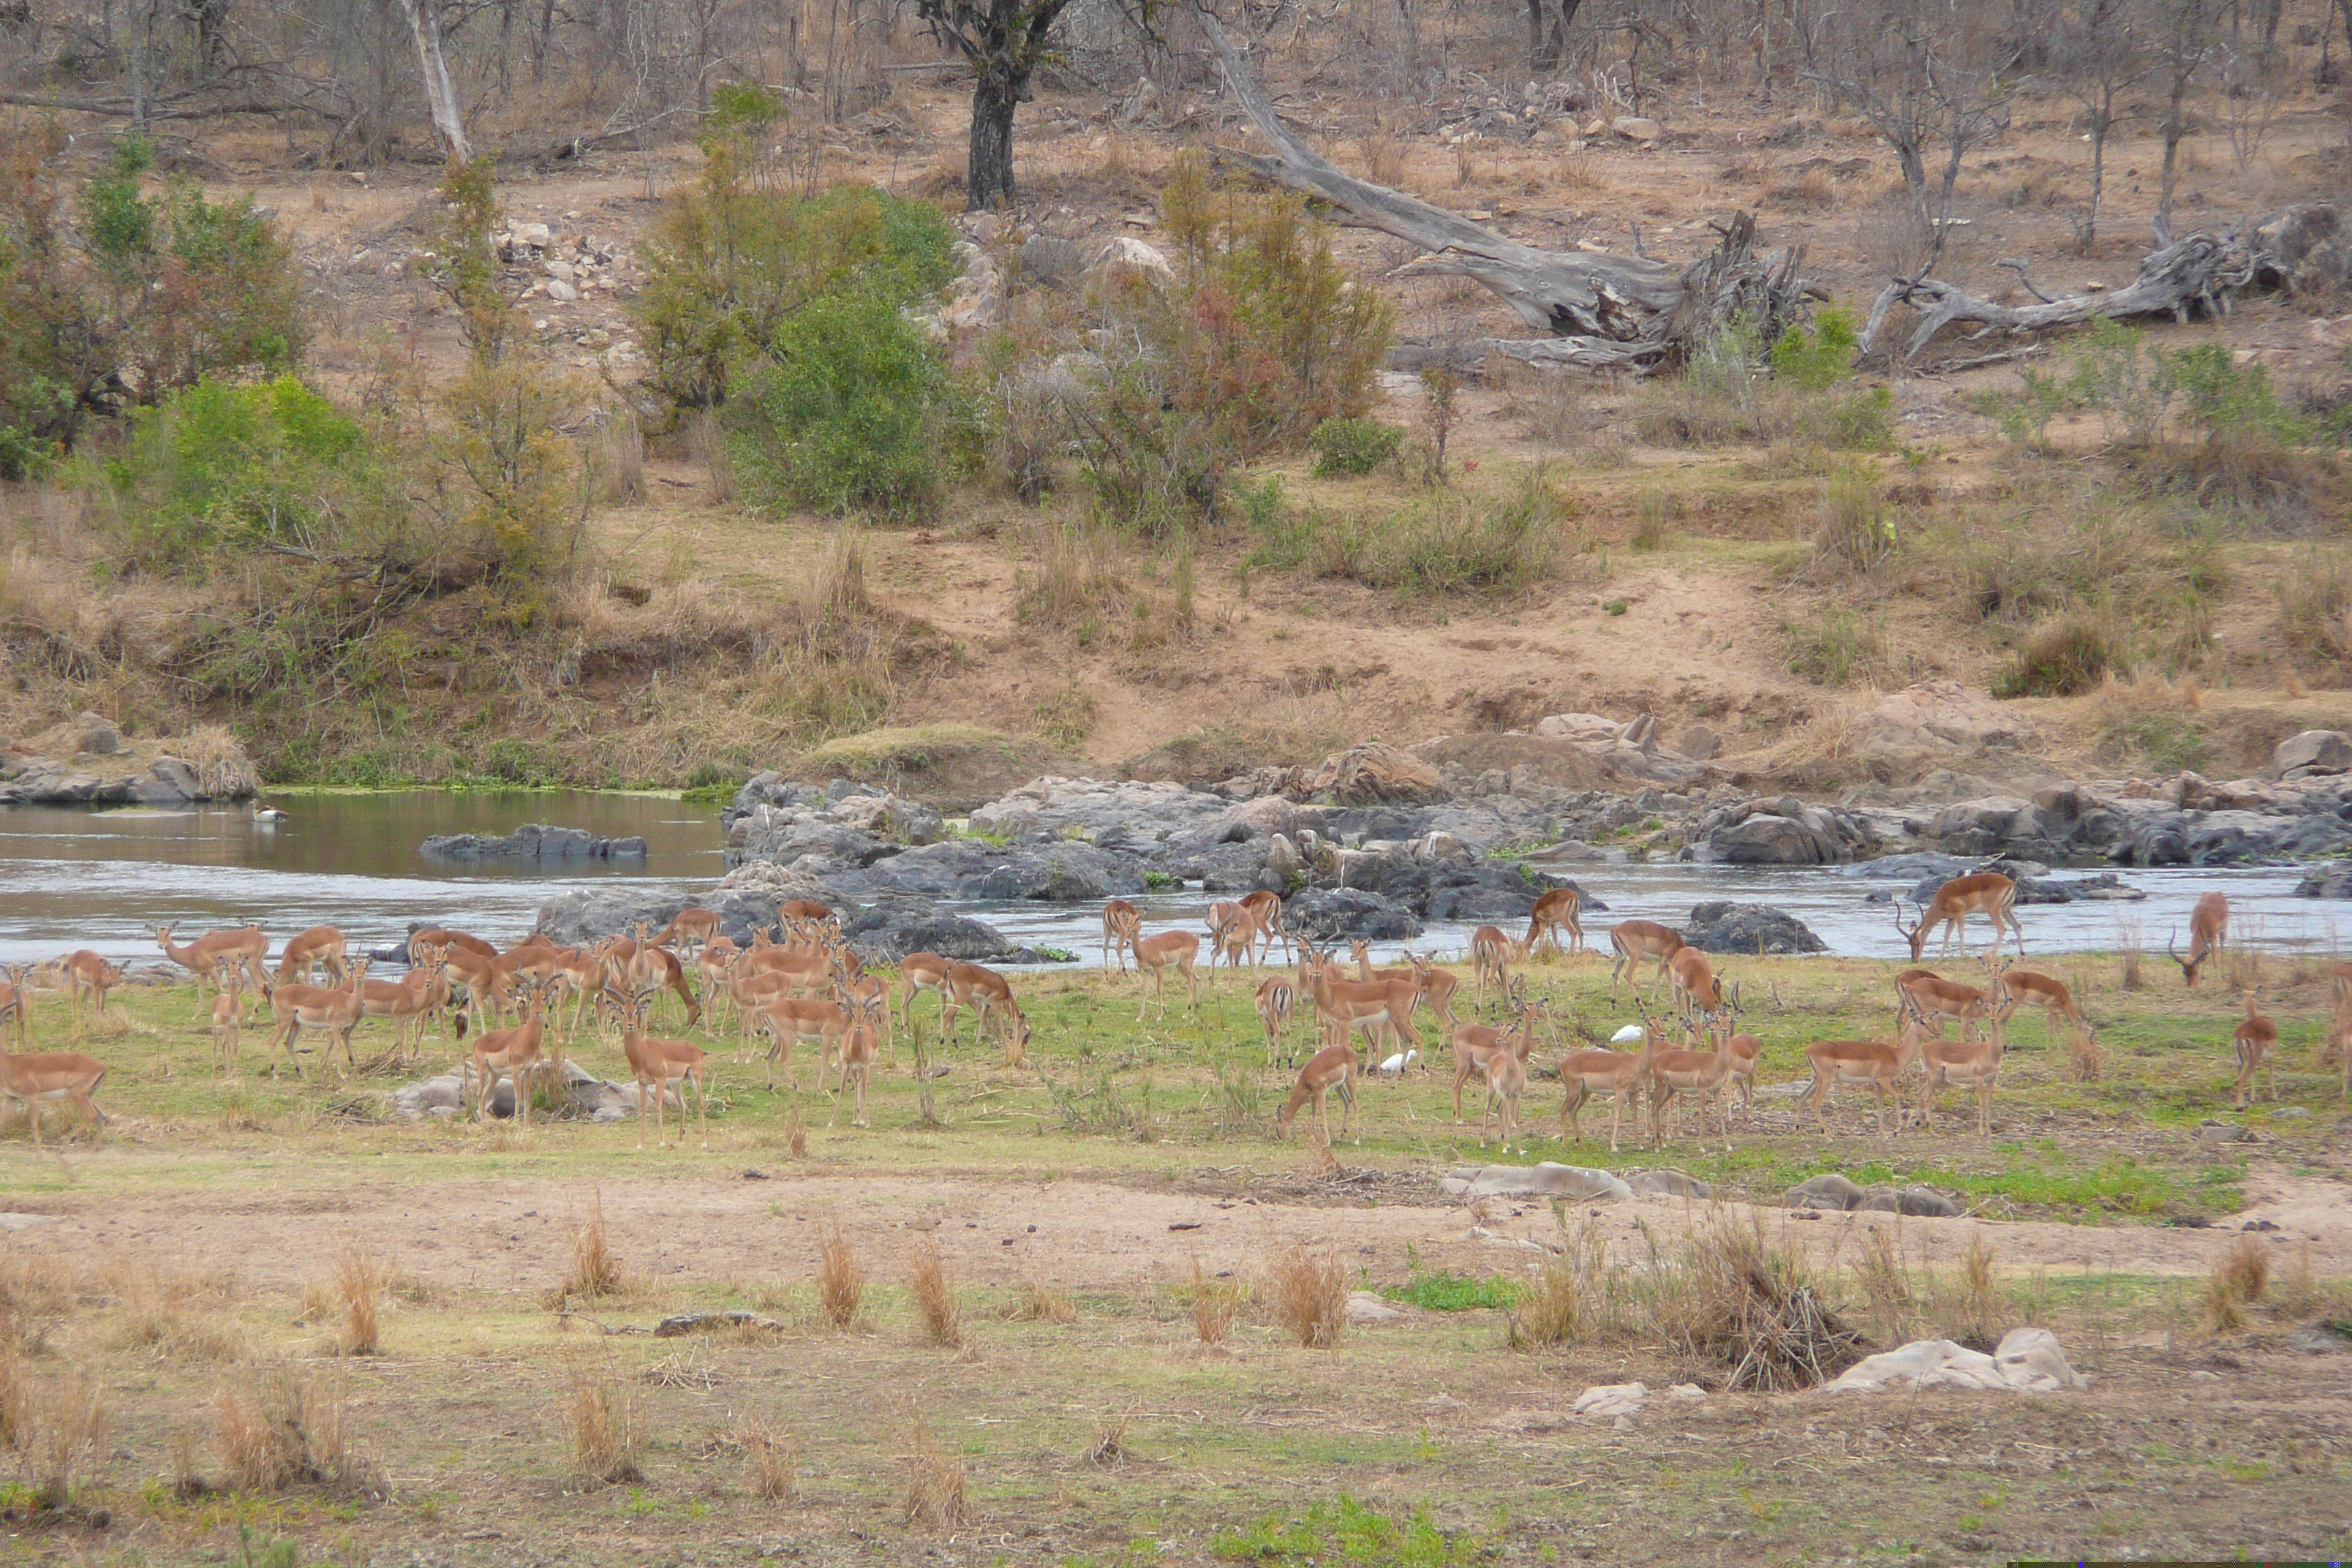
[[1381, 1267, 1522, 1313], [1213, 1496, 1485, 1566]]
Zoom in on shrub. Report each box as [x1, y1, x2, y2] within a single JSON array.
[[1264, 1241, 1345, 1349], [1648, 1213, 1863, 1390], [1248, 470, 1561, 595], [1994, 614, 2123, 697], [1782, 609, 1883, 686], [1811, 465, 1896, 572], [1770, 304, 1859, 390], [2277, 553, 2352, 680], [1308, 417, 1403, 476], [731, 290, 946, 517], [430, 355, 588, 603]]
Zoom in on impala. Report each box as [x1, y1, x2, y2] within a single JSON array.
[[1480, 1043, 1529, 1150], [1556, 1019, 1659, 1152], [897, 952, 955, 1040], [1918, 1014, 2007, 1139], [1898, 872, 2023, 962], [260, 959, 372, 1079], [1348, 938, 1417, 987], [1406, 955, 1464, 1030], [1518, 887, 1583, 957], [155, 923, 269, 1018], [749, 993, 851, 1093], [1895, 968, 1993, 1041], [650, 908, 722, 958], [831, 993, 883, 1127], [1254, 974, 1298, 1068], [275, 925, 349, 987], [0, 963, 29, 1049], [941, 961, 1032, 1064], [408, 927, 497, 963], [2168, 892, 2230, 987], [1240, 890, 1292, 965], [832, 959, 896, 1070], [614, 989, 709, 1150], [1206, 901, 1256, 972], [1300, 949, 1422, 1057], [1984, 956, 2094, 1049], [1608, 920, 1684, 999], [1, 1034, 107, 1147], [359, 949, 449, 1060], [1667, 947, 1723, 1021], [1646, 1011, 1735, 1153], [778, 898, 833, 925], [1100, 900, 1142, 972], [1469, 925, 1511, 1006], [2231, 990, 2277, 1109], [1276, 1039, 1359, 1145], [210, 976, 243, 1074], [1801, 1026, 1923, 1139], [1448, 981, 1540, 1123], [1132, 930, 1202, 1021], [467, 978, 554, 1124], [2326, 998, 2351, 1104], [59, 951, 125, 1035]]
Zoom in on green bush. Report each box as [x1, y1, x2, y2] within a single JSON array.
[[1246, 470, 1561, 595], [1782, 609, 1883, 686], [1994, 614, 2124, 698], [632, 120, 955, 412], [1308, 417, 1403, 476], [1771, 304, 1859, 390], [731, 291, 946, 517]]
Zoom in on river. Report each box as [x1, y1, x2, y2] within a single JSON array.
[[0, 793, 2338, 969]]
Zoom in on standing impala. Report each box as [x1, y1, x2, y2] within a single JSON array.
[[467, 977, 554, 1125], [260, 959, 372, 1078], [1984, 956, 2093, 1049], [1918, 1013, 2007, 1139], [1, 1030, 107, 1147], [1801, 1025, 1923, 1139], [830, 992, 883, 1128], [1557, 1017, 1659, 1152], [1240, 891, 1292, 965], [1300, 949, 1422, 1058], [59, 951, 125, 1036], [155, 924, 269, 1019], [1276, 1039, 1360, 1145], [2231, 990, 2277, 1109], [1518, 887, 1584, 957], [2168, 892, 2229, 987], [1099, 900, 1142, 973], [0, 964, 29, 1049], [1254, 973, 1298, 1068], [1898, 872, 2024, 962], [1894, 968, 1994, 1041], [1609, 920, 1684, 999], [614, 988, 709, 1150], [1469, 926, 1512, 1006], [275, 926, 349, 987], [1132, 928, 1201, 1022], [1646, 1011, 1735, 1153]]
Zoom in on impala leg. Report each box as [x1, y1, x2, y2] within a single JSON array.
[[696, 1068, 710, 1148]]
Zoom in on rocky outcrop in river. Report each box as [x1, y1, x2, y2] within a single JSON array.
[[0, 714, 257, 805], [422, 823, 647, 862]]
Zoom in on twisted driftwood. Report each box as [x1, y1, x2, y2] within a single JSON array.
[[1196, 11, 1813, 373], [1859, 203, 2347, 361]]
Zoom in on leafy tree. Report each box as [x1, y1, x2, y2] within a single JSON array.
[[913, 0, 1082, 210]]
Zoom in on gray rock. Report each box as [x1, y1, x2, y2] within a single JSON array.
[[2296, 861, 2352, 900], [1296, 742, 1454, 807], [970, 776, 1228, 843], [1285, 888, 1422, 943], [1627, 1169, 1712, 1200], [537, 886, 818, 948], [1439, 1163, 1633, 1202], [422, 823, 644, 861], [1860, 1185, 1965, 1218], [75, 715, 121, 755], [1345, 1291, 1408, 1324], [1266, 833, 1302, 883], [2273, 729, 2352, 780], [2286, 1324, 2352, 1354], [129, 756, 202, 805], [2194, 1120, 2254, 1145], [1019, 231, 1087, 284], [1786, 1173, 1866, 1211], [1681, 901, 1825, 955], [1676, 725, 1720, 761], [840, 902, 1014, 965]]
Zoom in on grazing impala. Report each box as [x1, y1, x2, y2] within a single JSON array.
[[1984, 956, 2094, 1049], [614, 989, 709, 1150], [1276, 1039, 1360, 1145], [897, 952, 954, 1039], [1609, 920, 1684, 999], [1894, 968, 1994, 1041], [1801, 1025, 1923, 1139], [275, 926, 349, 987], [1300, 949, 1423, 1058], [155, 923, 269, 1018], [2231, 990, 2277, 1109], [2168, 892, 2230, 987], [1918, 1014, 2008, 1139], [410, 928, 497, 965], [1132, 929, 1202, 1022], [1667, 947, 1724, 1022], [1469, 926, 1512, 1006], [1557, 1019, 1659, 1152], [749, 992, 851, 1093], [1518, 887, 1584, 957], [1407, 955, 1464, 1030], [650, 908, 721, 959], [59, 951, 125, 1035], [1, 1033, 107, 1147], [260, 959, 372, 1078], [1899, 872, 2023, 962], [1100, 900, 1142, 973], [939, 961, 1033, 1064]]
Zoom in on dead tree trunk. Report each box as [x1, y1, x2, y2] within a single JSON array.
[[1857, 203, 2345, 361], [1198, 10, 1812, 372], [398, 0, 472, 162]]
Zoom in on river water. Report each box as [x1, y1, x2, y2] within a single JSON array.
[[0, 793, 2339, 969]]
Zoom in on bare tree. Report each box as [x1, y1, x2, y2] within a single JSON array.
[[916, 0, 1082, 209], [2054, 0, 2144, 250], [1805, 0, 2019, 266], [396, 0, 469, 157], [2151, 0, 2213, 239]]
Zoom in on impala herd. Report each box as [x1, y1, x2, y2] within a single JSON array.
[[2, 870, 2347, 1153]]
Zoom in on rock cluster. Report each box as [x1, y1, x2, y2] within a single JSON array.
[[391, 1058, 676, 1122], [421, 824, 647, 862], [0, 714, 255, 804]]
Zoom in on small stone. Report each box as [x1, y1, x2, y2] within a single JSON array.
[[546, 279, 578, 303], [1668, 1383, 1705, 1401], [2187, 1369, 2222, 1382]]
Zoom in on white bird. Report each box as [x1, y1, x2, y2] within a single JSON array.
[[1376, 1049, 1420, 1075], [1610, 1022, 1646, 1044], [252, 803, 288, 824]]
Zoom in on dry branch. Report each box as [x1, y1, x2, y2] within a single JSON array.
[[1196, 10, 1813, 373], [1859, 203, 2348, 361]]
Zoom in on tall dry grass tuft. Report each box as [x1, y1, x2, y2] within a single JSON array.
[[1264, 1242, 1346, 1349], [1651, 1211, 1864, 1390], [816, 1217, 864, 1330], [567, 1360, 645, 1484], [1014, 513, 1123, 630], [736, 1413, 796, 1501], [1509, 1255, 1580, 1349], [898, 1409, 966, 1528], [333, 1244, 390, 1357], [0, 1343, 27, 1456], [2068, 1022, 2106, 1080], [554, 1194, 629, 1307], [2117, 919, 2146, 992], [113, 1264, 239, 1361], [1187, 1256, 1244, 1347], [214, 1367, 377, 1494], [784, 1106, 808, 1159], [689, 408, 738, 505], [29, 1368, 108, 1510], [908, 1241, 961, 1348], [1851, 1225, 1917, 1346], [1357, 126, 1409, 186], [1005, 1276, 1075, 1325], [2205, 1235, 2270, 1335], [1957, 1233, 1999, 1346], [595, 410, 647, 504], [802, 527, 872, 625]]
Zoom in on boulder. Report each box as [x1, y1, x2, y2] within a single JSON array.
[[1345, 1291, 1408, 1324], [421, 823, 646, 862], [1854, 680, 2035, 758], [73, 714, 121, 755], [1439, 1163, 1634, 1202], [1827, 1328, 2087, 1394], [1785, 1173, 1866, 1211], [536, 886, 816, 948], [2296, 861, 2352, 899], [1676, 725, 1721, 761], [1297, 742, 1453, 807], [1019, 231, 1087, 284], [969, 776, 1227, 843], [840, 902, 1014, 965], [1627, 1169, 1711, 1200], [1572, 1382, 1648, 1417], [1533, 712, 1623, 742], [1681, 901, 1825, 956], [1858, 1185, 1965, 1218], [1610, 116, 1663, 143], [1284, 888, 1422, 943], [2272, 729, 2352, 780]]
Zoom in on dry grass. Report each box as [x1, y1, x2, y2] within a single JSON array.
[[113, 1264, 241, 1362], [214, 1366, 377, 1495], [1956, 1233, 1999, 1346], [2118, 921, 2146, 992], [1509, 1255, 1580, 1349], [2205, 1235, 2271, 1334], [333, 1243, 389, 1356], [567, 1360, 646, 1485], [898, 1409, 965, 1528], [816, 1216, 864, 1330], [595, 409, 647, 504], [908, 1240, 961, 1348], [552, 1194, 629, 1307], [736, 1413, 796, 1500], [1187, 1256, 1244, 1347], [1014, 513, 1124, 630], [1003, 1276, 1075, 1325], [1651, 1211, 1863, 1390], [1557, 149, 1611, 191], [26, 1367, 108, 1510], [1264, 1241, 1346, 1349], [1088, 1413, 1130, 1466], [802, 526, 873, 625], [1357, 126, 1409, 186], [687, 407, 738, 505], [784, 1106, 808, 1159], [0, 1342, 26, 1456], [2068, 1022, 2106, 1082]]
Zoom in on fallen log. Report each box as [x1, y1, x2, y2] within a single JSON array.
[[1196, 11, 1812, 373], [1858, 203, 2347, 361]]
